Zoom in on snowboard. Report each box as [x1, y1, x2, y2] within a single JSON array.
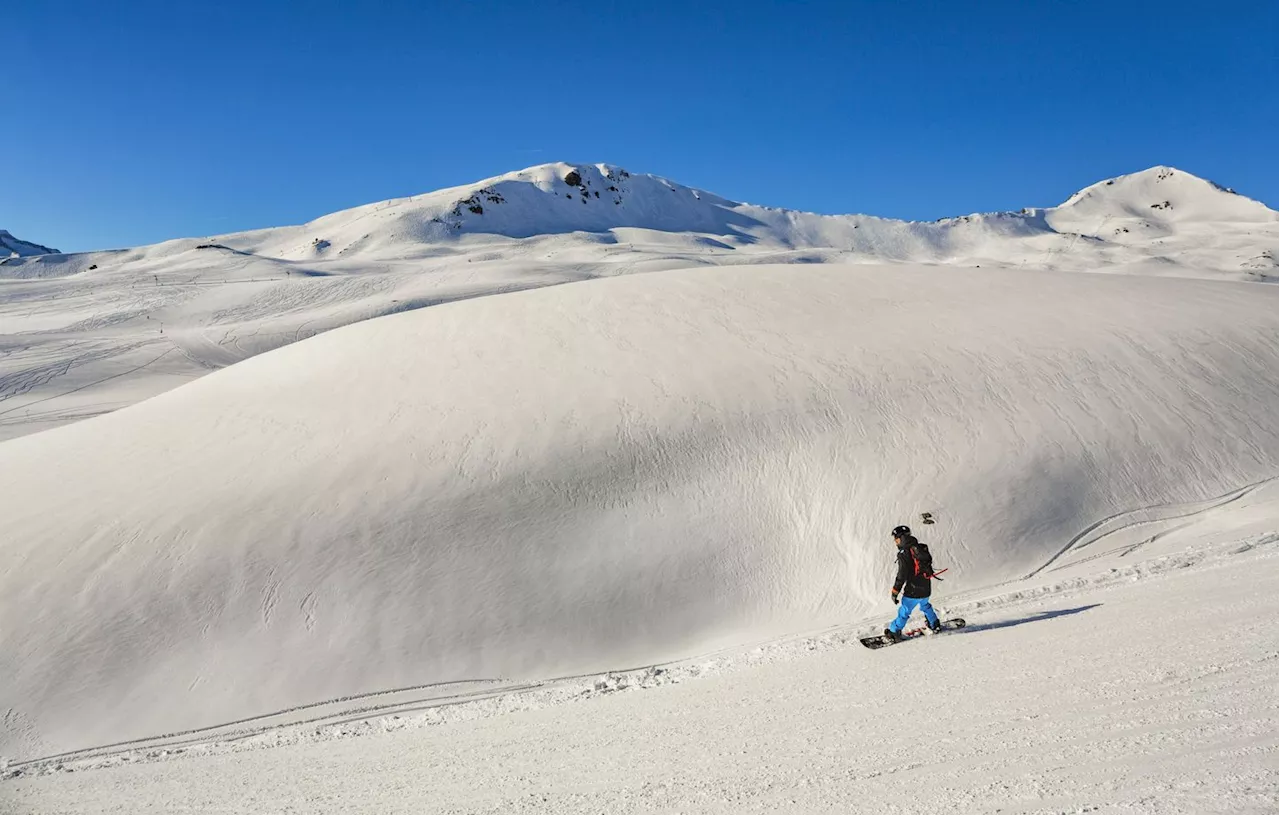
[[859, 618, 966, 650]]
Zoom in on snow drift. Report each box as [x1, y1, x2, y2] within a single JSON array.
[[0, 262, 1274, 761], [2, 164, 1274, 444]]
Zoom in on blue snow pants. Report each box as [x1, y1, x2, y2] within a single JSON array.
[[889, 595, 939, 633]]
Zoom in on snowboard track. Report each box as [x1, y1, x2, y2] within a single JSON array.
[[8, 476, 1274, 778], [1024, 476, 1276, 578]]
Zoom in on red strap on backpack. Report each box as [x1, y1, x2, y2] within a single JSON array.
[[911, 544, 947, 580]]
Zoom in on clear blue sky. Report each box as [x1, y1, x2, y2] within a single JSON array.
[[6, 0, 1277, 253]]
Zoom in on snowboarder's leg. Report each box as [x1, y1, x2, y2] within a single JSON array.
[[888, 596, 918, 633], [919, 598, 940, 627]]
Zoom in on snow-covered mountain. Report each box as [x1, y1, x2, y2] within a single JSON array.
[[0, 165, 1276, 810], [200, 162, 1279, 272], [0, 229, 58, 259], [0, 163, 1274, 444], [3, 163, 1276, 278], [1052, 165, 1269, 224], [218, 160, 1067, 263]]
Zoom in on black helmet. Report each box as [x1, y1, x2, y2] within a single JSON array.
[[892, 525, 911, 539]]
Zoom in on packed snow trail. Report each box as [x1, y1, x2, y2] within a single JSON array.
[[0, 263, 1274, 763], [5, 490, 1276, 814]]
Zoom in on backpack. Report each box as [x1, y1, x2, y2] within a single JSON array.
[[909, 542, 940, 580]]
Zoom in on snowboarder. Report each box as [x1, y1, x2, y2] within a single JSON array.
[[885, 525, 942, 641]]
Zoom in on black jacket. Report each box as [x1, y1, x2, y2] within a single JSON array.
[[892, 536, 933, 598]]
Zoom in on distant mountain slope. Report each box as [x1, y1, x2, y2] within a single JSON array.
[[204, 162, 1279, 275], [0, 163, 1273, 443], [0, 229, 58, 258], [1049, 165, 1275, 229], [4, 162, 1273, 278]]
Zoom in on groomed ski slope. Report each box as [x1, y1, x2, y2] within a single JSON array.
[[7, 479, 1278, 813], [0, 262, 1274, 768]]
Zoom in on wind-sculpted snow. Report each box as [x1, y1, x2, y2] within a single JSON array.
[[0, 163, 1274, 441], [0, 263, 1274, 761]]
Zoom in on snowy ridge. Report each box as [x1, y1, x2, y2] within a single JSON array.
[[158, 162, 1280, 272], [0, 163, 1274, 443], [0, 263, 1274, 762], [0, 229, 59, 259], [1051, 165, 1274, 225], [3, 163, 1275, 276]]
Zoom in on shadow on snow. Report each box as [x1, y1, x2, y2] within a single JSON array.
[[959, 604, 1102, 634]]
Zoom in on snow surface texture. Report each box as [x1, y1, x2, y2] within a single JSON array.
[[6, 483, 1278, 814], [0, 164, 1274, 442], [0, 262, 1275, 769]]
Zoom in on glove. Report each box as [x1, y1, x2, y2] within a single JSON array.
[[891, 590, 900, 605]]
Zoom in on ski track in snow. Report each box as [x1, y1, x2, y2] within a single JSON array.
[[1026, 477, 1276, 578], [9, 481, 1278, 768], [11, 480, 1276, 777], [4, 508, 1276, 814]]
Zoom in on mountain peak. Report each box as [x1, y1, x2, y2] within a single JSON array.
[[298, 162, 743, 251], [0, 230, 60, 258], [1051, 166, 1275, 227]]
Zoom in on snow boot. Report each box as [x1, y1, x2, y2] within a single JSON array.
[[884, 627, 903, 642], [928, 618, 942, 634]]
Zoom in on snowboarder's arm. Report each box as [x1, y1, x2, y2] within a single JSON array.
[[892, 550, 910, 593]]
